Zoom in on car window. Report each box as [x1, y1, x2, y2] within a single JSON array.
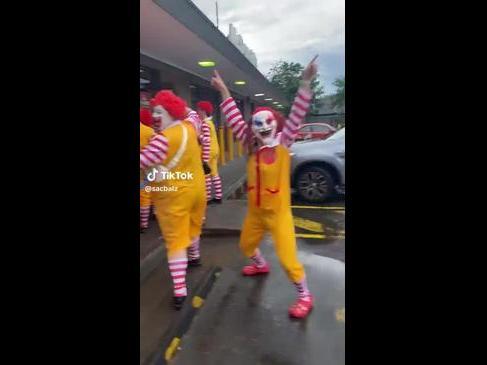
[[300, 126, 312, 132], [326, 128, 345, 141], [313, 125, 329, 132]]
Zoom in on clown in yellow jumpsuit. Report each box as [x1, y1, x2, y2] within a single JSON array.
[[140, 90, 206, 310], [211, 57, 318, 318], [196, 101, 222, 203], [140, 117, 154, 232]]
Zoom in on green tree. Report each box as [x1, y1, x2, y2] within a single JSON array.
[[267, 60, 325, 115], [332, 76, 345, 109]]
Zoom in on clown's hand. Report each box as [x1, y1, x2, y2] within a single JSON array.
[[211, 70, 231, 100], [301, 55, 319, 85], [211, 70, 226, 91]]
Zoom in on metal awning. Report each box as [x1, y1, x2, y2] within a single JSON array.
[[140, 0, 289, 107]]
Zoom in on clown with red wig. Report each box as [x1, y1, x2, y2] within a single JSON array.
[[140, 90, 206, 310], [211, 56, 318, 319], [196, 101, 222, 204], [140, 108, 154, 232]]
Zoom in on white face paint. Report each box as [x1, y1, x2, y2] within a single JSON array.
[[251, 110, 278, 146], [152, 105, 173, 131]]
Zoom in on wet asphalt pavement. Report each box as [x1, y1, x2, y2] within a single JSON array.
[[171, 239, 345, 365], [140, 195, 345, 365], [173, 195, 344, 365], [291, 195, 345, 263]]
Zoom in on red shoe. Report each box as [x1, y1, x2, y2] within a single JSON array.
[[289, 295, 314, 319], [242, 263, 270, 276]]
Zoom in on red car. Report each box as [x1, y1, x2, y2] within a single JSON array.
[[296, 123, 336, 141]]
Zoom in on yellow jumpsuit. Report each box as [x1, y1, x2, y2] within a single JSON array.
[[147, 120, 206, 255], [206, 118, 220, 176], [240, 145, 305, 283], [140, 123, 153, 210]]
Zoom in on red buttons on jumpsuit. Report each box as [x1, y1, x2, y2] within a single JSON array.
[[255, 150, 261, 207]]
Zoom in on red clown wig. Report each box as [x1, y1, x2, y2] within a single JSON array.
[[252, 107, 285, 133], [140, 108, 153, 127], [196, 101, 214, 116], [150, 90, 187, 120]]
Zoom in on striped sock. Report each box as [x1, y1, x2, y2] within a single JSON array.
[[212, 175, 222, 200], [250, 250, 267, 268], [140, 206, 150, 228], [169, 257, 188, 297], [294, 277, 311, 300], [188, 237, 200, 260], [205, 175, 212, 201]]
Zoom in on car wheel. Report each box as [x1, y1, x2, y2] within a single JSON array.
[[295, 165, 335, 203]]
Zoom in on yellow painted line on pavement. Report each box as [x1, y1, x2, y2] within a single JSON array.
[[165, 337, 181, 361], [335, 308, 345, 323], [295, 233, 326, 239], [291, 205, 345, 210], [192, 296, 204, 308], [293, 217, 324, 233]]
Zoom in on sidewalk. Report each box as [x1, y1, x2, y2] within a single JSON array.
[[216, 155, 247, 200], [140, 236, 244, 365], [203, 200, 247, 235]]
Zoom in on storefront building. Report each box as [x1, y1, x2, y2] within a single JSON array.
[[140, 0, 288, 155]]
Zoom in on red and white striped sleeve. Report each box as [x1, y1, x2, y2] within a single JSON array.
[[140, 133, 169, 170], [200, 119, 211, 162], [220, 97, 249, 145], [280, 87, 313, 147], [186, 110, 202, 135]]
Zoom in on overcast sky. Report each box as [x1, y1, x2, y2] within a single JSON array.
[[191, 0, 344, 94]]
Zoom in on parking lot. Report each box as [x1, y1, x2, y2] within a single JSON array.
[[291, 195, 345, 262]]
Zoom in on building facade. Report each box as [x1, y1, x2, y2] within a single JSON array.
[[227, 24, 258, 68], [140, 0, 289, 160]]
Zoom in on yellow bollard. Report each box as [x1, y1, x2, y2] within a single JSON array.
[[237, 141, 243, 157], [227, 128, 234, 162], [219, 127, 225, 165]]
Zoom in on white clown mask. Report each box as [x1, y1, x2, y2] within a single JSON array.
[[251, 110, 278, 146], [152, 105, 174, 132]]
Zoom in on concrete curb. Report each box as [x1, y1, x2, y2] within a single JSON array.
[[201, 228, 241, 237], [140, 246, 165, 284], [149, 266, 222, 365], [222, 174, 246, 200]]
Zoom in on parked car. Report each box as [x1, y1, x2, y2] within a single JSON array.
[[296, 123, 336, 141], [290, 128, 345, 203]]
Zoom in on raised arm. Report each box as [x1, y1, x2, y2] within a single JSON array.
[[212, 70, 249, 145], [280, 85, 313, 147], [185, 109, 202, 134], [140, 133, 169, 170], [280, 56, 319, 147], [199, 119, 211, 163]]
